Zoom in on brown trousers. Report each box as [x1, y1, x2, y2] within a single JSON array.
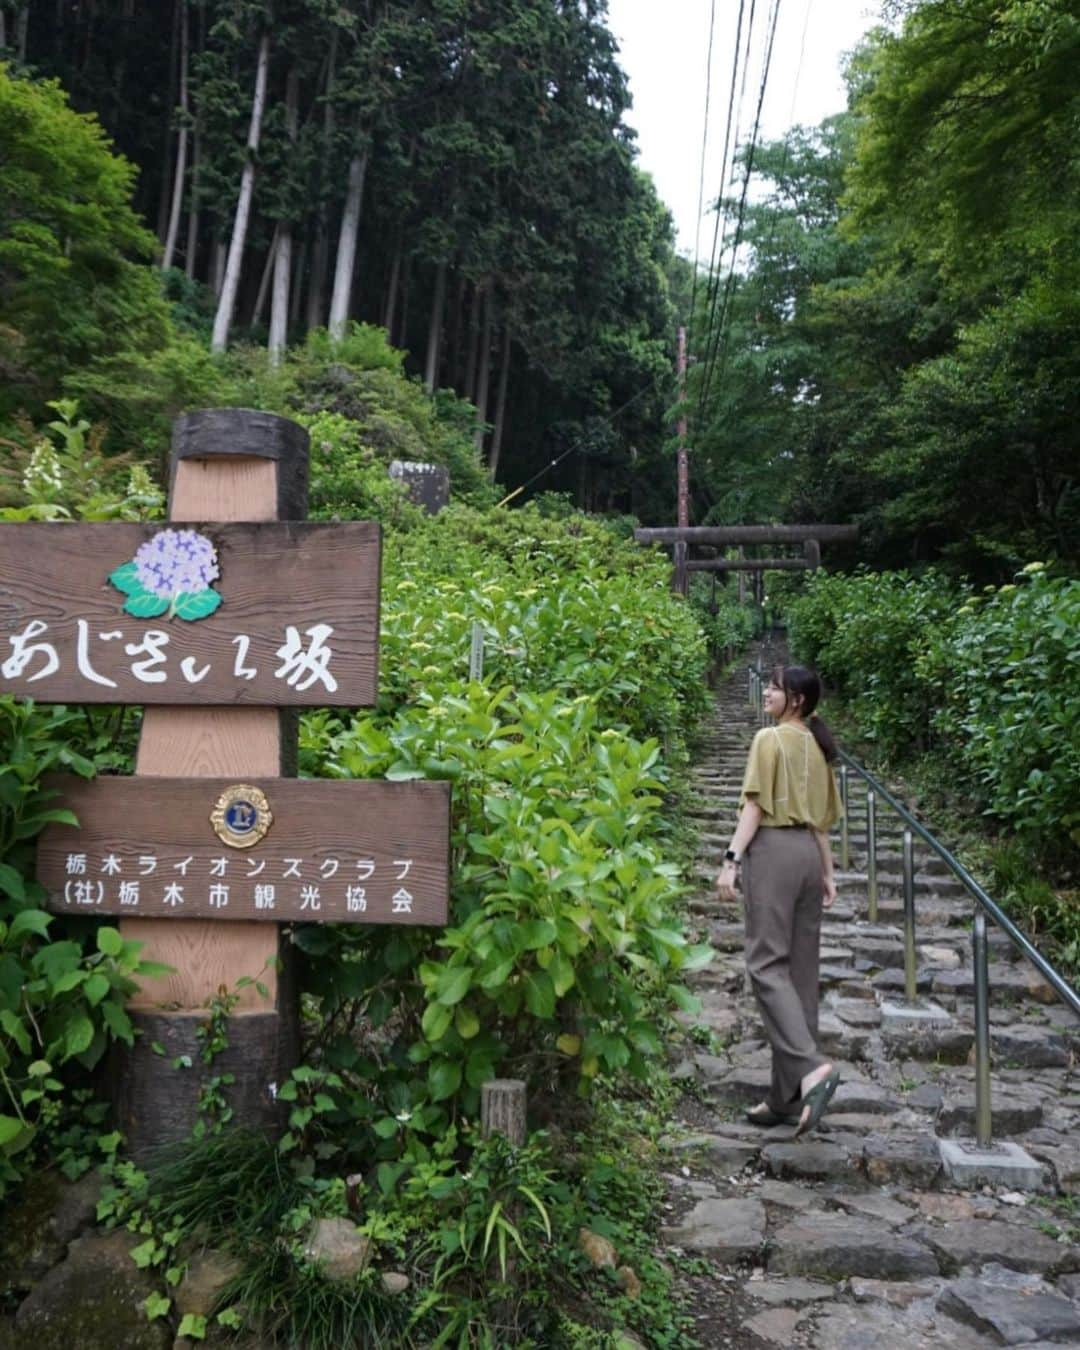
[[743, 826, 828, 1112]]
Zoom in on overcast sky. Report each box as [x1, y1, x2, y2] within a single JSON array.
[[606, 0, 881, 257]]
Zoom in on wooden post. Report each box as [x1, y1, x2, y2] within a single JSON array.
[[803, 537, 821, 569], [114, 409, 309, 1158], [481, 1079, 527, 1146]]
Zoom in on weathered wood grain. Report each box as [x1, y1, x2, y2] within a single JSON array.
[[0, 521, 380, 705], [38, 776, 451, 925]]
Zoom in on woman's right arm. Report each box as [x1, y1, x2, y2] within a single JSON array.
[[813, 828, 837, 908]]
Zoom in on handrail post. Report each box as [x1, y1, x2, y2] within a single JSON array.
[[903, 829, 917, 1003], [867, 790, 878, 924], [839, 764, 850, 871], [973, 911, 993, 1149]]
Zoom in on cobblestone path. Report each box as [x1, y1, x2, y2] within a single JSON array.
[[660, 656, 1080, 1348]]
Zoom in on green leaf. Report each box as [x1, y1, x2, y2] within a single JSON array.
[[122, 589, 170, 618], [173, 589, 222, 622], [434, 966, 472, 1007], [373, 1116, 399, 1139], [454, 1004, 480, 1040], [178, 1313, 208, 1340], [101, 1000, 134, 1045], [427, 1058, 462, 1101], [144, 1292, 171, 1321], [96, 927, 123, 957], [478, 957, 514, 991], [108, 561, 142, 595], [519, 919, 558, 950], [0, 1009, 31, 1055], [64, 1014, 95, 1058], [129, 1238, 158, 1269], [0, 864, 27, 902], [9, 908, 50, 941], [421, 1001, 452, 1043], [523, 969, 556, 1019], [83, 972, 109, 1006], [0, 1115, 27, 1148]]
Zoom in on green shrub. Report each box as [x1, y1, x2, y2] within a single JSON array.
[[785, 563, 1080, 859], [0, 698, 166, 1195]]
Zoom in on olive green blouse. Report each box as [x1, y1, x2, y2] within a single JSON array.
[[738, 723, 842, 832]]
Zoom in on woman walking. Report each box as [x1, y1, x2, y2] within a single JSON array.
[[716, 665, 843, 1136]]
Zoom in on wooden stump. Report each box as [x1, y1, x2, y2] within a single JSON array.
[[481, 1079, 527, 1146], [113, 409, 308, 1160]]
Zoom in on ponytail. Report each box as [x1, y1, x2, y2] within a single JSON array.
[[771, 664, 838, 763]]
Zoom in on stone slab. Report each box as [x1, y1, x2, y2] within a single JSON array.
[[741, 1308, 802, 1345], [879, 999, 953, 1033], [850, 1275, 940, 1308], [835, 1192, 916, 1227], [916, 1219, 1078, 1277], [831, 1081, 900, 1115], [991, 1024, 1071, 1069], [759, 1179, 820, 1213], [863, 1132, 943, 1188], [769, 1211, 940, 1281], [660, 1197, 766, 1263], [937, 1093, 1044, 1136], [746, 1276, 835, 1305], [939, 1138, 1048, 1192], [761, 1140, 860, 1183], [939, 1277, 1080, 1344]]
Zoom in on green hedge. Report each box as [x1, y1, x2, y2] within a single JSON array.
[[785, 564, 1080, 858]]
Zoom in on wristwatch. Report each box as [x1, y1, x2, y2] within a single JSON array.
[[724, 849, 741, 865]]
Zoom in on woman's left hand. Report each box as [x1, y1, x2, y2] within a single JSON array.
[[716, 860, 740, 902], [822, 875, 837, 908]]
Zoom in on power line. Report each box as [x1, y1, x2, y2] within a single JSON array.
[[495, 376, 664, 508], [696, 0, 784, 422], [687, 0, 718, 358]]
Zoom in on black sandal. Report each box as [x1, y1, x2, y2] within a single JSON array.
[[745, 1103, 799, 1127], [794, 1068, 840, 1138]]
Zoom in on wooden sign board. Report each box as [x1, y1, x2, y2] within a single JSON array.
[[389, 460, 450, 515], [0, 521, 380, 706], [36, 776, 450, 925]]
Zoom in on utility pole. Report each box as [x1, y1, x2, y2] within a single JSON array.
[[674, 326, 690, 596]]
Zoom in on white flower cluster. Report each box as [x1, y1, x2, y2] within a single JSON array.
[[22, 442, 64, 500], [134, 528, 220, 598]]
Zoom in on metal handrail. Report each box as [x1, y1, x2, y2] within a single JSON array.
[[837, 749, 1080, 1019]]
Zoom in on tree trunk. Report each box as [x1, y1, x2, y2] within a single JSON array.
[[305, 29, 338, 334], [0, 13, 7, 51], [449, 273, 467, 392], [382, 242, 402, 342], [211, 30, 270, 353], [156, 0, 181, 245], [211, 236, 226, 298], [269, 67, 299, 364], [464, 283, 481, 404], [161, 0, 190, 272], [185, 129, 201, 279], [16, 3, 28, 61], [291, 233, 307, 326], [473, 284, 494, 453], [488, 327, 512, 476], [424, 261, 447, 394], [328, 150, 368, 342], [251, 227, 278, 329]]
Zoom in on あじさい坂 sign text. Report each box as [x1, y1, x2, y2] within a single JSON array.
[[0, 521, 380, 706]]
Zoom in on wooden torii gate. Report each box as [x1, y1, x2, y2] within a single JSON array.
[[633, 524, 859, 598]]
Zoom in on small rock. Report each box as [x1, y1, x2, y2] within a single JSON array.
[[742, 1307, 802, 1345], [615, 1266, 641, 1298], [175, 1249, 244, 1319], [918, 944, 961, 969], [380, 1272, 409, 1295], [914, 1194, 976, 1223], [850, 1275, 938, 1308], [578, 1228, 617, 1269], [303, 1218, 373, 1281]]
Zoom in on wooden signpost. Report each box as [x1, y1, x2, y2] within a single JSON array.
[[2, 408, 451, 1157]]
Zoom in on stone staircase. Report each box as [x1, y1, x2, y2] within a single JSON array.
[[660, 656, 1080, 1348]]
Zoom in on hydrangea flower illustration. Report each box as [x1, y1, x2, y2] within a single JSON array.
[[108, 528, 223, 621]]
